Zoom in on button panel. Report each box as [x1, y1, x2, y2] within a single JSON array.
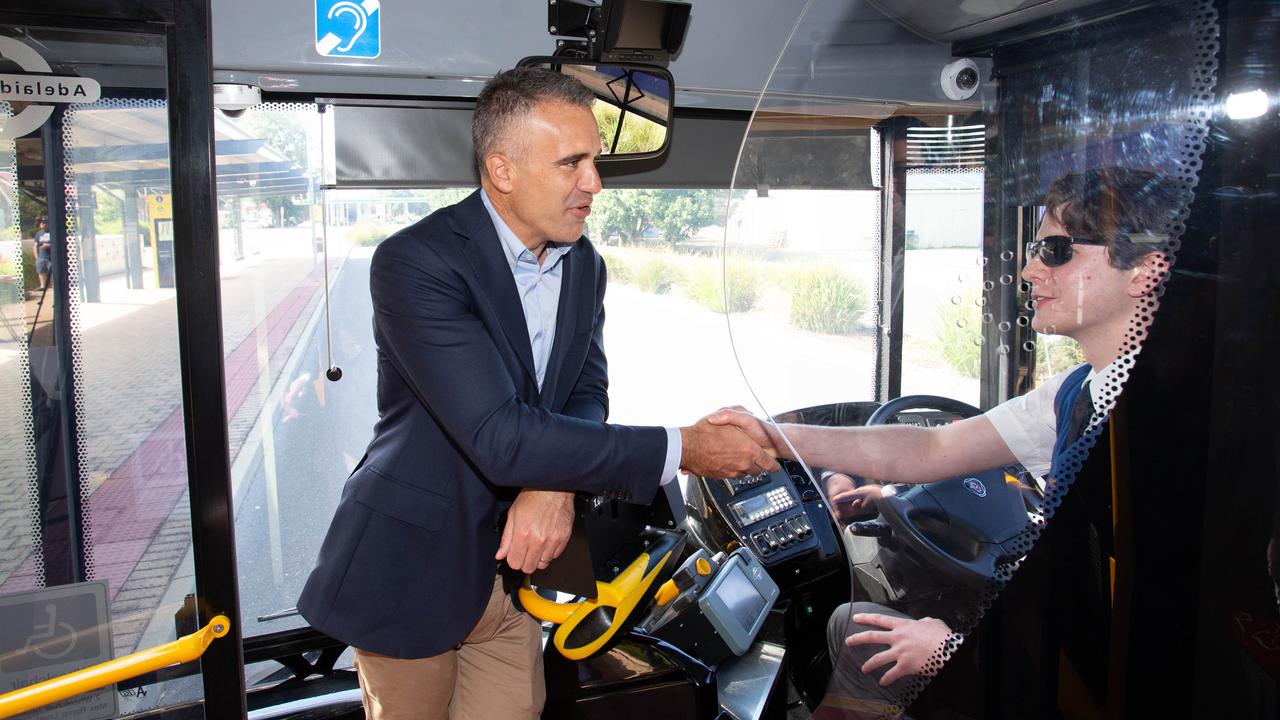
[[750, 512, 813, 557]]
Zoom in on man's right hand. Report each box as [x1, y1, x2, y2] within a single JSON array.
[[703, 406, 782, 456], [679, 420, 779, 479]]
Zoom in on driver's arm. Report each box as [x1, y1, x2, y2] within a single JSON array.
[[709, 412, 1017, 486]]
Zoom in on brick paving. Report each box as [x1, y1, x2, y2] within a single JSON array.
[[0, 232, 340, 654]]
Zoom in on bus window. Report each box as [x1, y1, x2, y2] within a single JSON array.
[[0, 21, 220, 717], [900, 165, 984, 405]]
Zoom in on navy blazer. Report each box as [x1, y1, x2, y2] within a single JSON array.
[[297, 191, 667, 658]]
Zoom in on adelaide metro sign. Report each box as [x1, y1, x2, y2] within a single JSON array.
[[0, 36, 101, 141]]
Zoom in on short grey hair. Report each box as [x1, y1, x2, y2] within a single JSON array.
[[472, 67, 595, 179]]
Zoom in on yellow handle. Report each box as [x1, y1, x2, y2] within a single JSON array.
[[654, 578, 679, 606], [0, 614, 231, 719], [653, 555, 711, 606]]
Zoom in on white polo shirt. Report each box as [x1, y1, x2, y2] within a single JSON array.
[[985, 357, 1127, 479]]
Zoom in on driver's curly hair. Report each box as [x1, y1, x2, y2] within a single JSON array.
[[1042, 166, 1181, 270]]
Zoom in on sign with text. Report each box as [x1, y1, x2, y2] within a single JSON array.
[[0, 36, 101, 140]]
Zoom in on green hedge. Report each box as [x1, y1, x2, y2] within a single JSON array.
[[632, 256, 679, 294], [598, 249, 631, 285], [683, 261, 761, 313], [0, 247, 39, 294], [347, 219, 395, 247], [789, 266, 868, 334], [932, 291, 983, 378]]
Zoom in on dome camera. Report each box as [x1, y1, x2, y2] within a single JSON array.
[[213, 83, 261, 118], [940, 58, 981, 101]]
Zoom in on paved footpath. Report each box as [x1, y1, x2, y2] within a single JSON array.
[[0, 228, 342, 656]]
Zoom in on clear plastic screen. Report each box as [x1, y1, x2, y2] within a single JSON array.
[[722, 0, 1215, 714]]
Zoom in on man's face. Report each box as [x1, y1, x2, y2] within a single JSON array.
[[1021, 212, 1138, 341], [497, 101, 602, 248]]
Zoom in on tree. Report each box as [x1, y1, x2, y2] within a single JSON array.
[[239, 109, 311, 226], [588, 189, 717, 247]]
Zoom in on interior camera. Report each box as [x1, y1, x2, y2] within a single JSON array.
[[213, 83, 261, 118], [940, 58, 981, 101]]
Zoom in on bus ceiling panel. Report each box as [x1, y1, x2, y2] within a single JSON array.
[[0, 25, 168, 89], [208, 0, 979, 112], [211, 0, 805, 106], [866, 0, 1108, 43], [0, 0, 174, 25]]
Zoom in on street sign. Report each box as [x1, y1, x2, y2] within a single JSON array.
[[315, 0, 382, 59], [0, 582, 116, 720]]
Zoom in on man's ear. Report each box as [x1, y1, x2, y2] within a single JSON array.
[[1128, 251, 1169, 297], [486, 153, 516, 194]]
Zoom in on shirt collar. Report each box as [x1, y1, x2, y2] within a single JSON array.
[[480, 189, 572, 272], [1085, 347, 1139, 415]]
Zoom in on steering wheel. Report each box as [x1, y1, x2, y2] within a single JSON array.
[[859, 395, 1029, 589], [866, 394, 981, 426]]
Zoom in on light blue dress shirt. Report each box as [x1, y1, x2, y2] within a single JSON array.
[[480, 191, 681, 485]]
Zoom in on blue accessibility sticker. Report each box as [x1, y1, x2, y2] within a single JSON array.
[[315, 0, 381, 59]]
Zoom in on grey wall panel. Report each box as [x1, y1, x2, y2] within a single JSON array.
[[329, 105, 752, 189], [332, 103, 478, 187]]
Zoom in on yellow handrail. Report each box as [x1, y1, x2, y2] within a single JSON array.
[[0, 614, 231, 719]]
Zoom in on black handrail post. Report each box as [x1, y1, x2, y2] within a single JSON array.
[[166, 1, 248, 717]]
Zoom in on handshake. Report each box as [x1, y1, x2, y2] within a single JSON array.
[[677, 407, 784, 479]]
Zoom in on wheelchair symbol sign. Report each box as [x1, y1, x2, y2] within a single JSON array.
[[0, 582, 115, 720], [315, 0, 381, 59]]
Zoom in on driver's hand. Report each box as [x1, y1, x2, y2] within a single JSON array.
[[829, 482, 883, 522], [495, 489, 575, 574], [845, 613, 953, 686]]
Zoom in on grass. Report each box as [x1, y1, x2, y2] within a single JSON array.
[[788, 266, 869, 335], [931, 290, 984, 378]]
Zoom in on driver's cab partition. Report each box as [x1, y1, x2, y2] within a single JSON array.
[[717, 0, 1225, 717]]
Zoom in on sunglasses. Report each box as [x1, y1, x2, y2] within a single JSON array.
[[1025, 235, 1107, 268]]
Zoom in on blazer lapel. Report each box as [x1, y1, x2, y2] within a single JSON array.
[[538, 246, 584, 409], [455, 192, 538, 388]]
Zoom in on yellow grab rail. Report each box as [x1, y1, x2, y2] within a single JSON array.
[[0, 614, 230, 719]]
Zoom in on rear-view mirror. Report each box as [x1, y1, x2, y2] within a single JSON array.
[[518, 56, 674, 161]]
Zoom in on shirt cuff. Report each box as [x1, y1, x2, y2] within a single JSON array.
[[660, 427, 682, 486]]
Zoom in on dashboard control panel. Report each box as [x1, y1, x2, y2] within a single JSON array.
[[702, 464, 825, 566]]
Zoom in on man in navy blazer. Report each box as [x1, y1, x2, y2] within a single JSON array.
[[298, 68, 774, 719]]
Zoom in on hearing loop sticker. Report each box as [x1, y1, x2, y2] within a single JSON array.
[[315, 0, 382, 59]]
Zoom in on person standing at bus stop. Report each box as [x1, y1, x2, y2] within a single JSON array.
[[34, 217, 51, 291], [708, 166, 1180, 714], [297, 67, 776, 720]]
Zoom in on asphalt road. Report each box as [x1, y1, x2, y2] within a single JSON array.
[[233, 251, 377, 638]]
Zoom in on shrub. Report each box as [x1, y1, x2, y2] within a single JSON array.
[[684, 261, 761, 313], [789, 266, 868, 334], [1036, 335, 1086, 376], [21, 247, 38, 292], [932, 291, 983, 378], [0, 246, 38, 297], [632, 256, 678, 295], [598, 249, 631, 285], [347, 219, 394, 247]]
